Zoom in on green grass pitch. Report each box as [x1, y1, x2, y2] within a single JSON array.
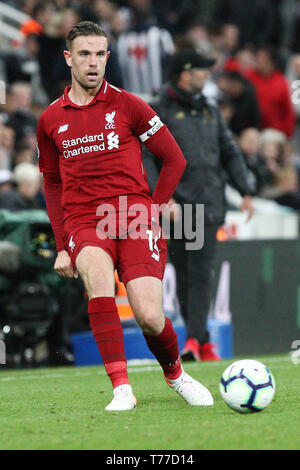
[[0, 354, 299, 450]]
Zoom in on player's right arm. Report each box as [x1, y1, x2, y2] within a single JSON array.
[[54, 249, 78, 278], [37, 113, 77, 278]]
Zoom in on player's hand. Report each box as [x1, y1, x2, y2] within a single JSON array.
[[54, 250, 78, 278], [240, 195, 254, 222]]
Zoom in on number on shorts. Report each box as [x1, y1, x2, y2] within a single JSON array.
[[146, 229, 160, 261]]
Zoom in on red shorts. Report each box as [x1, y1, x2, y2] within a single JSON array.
[[64, 222, 167, 285]]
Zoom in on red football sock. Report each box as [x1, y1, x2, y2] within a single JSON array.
[[88, 297, 129, 388], [143, 316, 182, 380]]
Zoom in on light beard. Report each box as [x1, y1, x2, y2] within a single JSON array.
[[73, 72, 103, 92]]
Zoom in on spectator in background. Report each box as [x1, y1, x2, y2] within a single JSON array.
[[0, 169, 15, 195], [197, 22, 241, 74], [213, 0, 275, 48], [0, 162, 43, 211], [12, 1, 49, 48], [4, 37, 36, 85], [13, 143, 36, 167], [257, 164, 300, 210], [109, 5, 131, 39], [246, 47, 296, 138], [151, 0, 200, 35], [93, 0, 123, 33], [0, 124, 15, 170], [216, 70, 261, 135], [218, 23, 240, 60], [259, 128, 287, 174], [3, 31, 48, 115], [7, 82, 37, 144], [177, 22, 212, 53], [271, 166, 300, 209], [218, 95, 234, 123], [116, 0, 175, 95], [224, 46, 257, 74], [238, 128, 271, 191], [256, 127, 300, 208], [220, 22, 240, 48]]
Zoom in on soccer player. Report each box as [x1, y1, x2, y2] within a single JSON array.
[[37, 21, 213, 410]]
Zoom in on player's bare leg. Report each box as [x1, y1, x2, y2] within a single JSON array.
[[126, 276, 213, 406], [126, 276, 165, 335], [76, 246, 136, 411], [75, 246, 115, 298]]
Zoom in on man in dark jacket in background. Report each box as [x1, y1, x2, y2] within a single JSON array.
[[216, 70, 261, 136], [143, 48, 256, 361]]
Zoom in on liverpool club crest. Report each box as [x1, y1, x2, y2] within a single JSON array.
[[105, 111, 116, 129]]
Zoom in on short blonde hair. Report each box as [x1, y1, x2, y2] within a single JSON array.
[[13, 162, 40, 185], [260, 128, 287, 146]]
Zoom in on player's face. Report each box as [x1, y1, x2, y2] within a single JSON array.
[[64, 35, 110, 91]]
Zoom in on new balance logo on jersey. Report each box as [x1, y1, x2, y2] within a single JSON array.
[[69, 236, 75, 252], [105, 111, 116, 129], [107, 131, 119, 150], [58, 124, 69, 134]]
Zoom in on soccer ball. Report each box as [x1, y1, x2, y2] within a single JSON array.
[[219, 359, 275, 413]]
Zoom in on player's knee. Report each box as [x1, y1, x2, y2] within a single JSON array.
[[88, 278, 113, 299], [138, 310, 165, 335]]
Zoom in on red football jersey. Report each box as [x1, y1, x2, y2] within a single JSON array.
[[37, 80, 166, 230]]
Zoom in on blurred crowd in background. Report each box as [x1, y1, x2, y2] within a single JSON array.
[[1, 0, 300, 212]]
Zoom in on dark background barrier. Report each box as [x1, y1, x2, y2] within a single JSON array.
[[2, 211, 299, 365], [72, 238, 300, 365], [211, 239, 300, 356]]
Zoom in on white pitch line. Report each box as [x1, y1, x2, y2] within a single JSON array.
[[0, 355, 293, 383]]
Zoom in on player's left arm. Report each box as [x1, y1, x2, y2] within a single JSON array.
[[143, 126, 186, 205], [128, 93, 186, 205]]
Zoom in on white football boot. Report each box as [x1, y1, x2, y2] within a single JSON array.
[[105, 384, 137, 411], [165, 369, 214, 406]]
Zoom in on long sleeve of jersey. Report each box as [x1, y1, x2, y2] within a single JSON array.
[[144, 125, 186, 206], [43, 172, 65, 252], [37, 114, 65, 252]]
